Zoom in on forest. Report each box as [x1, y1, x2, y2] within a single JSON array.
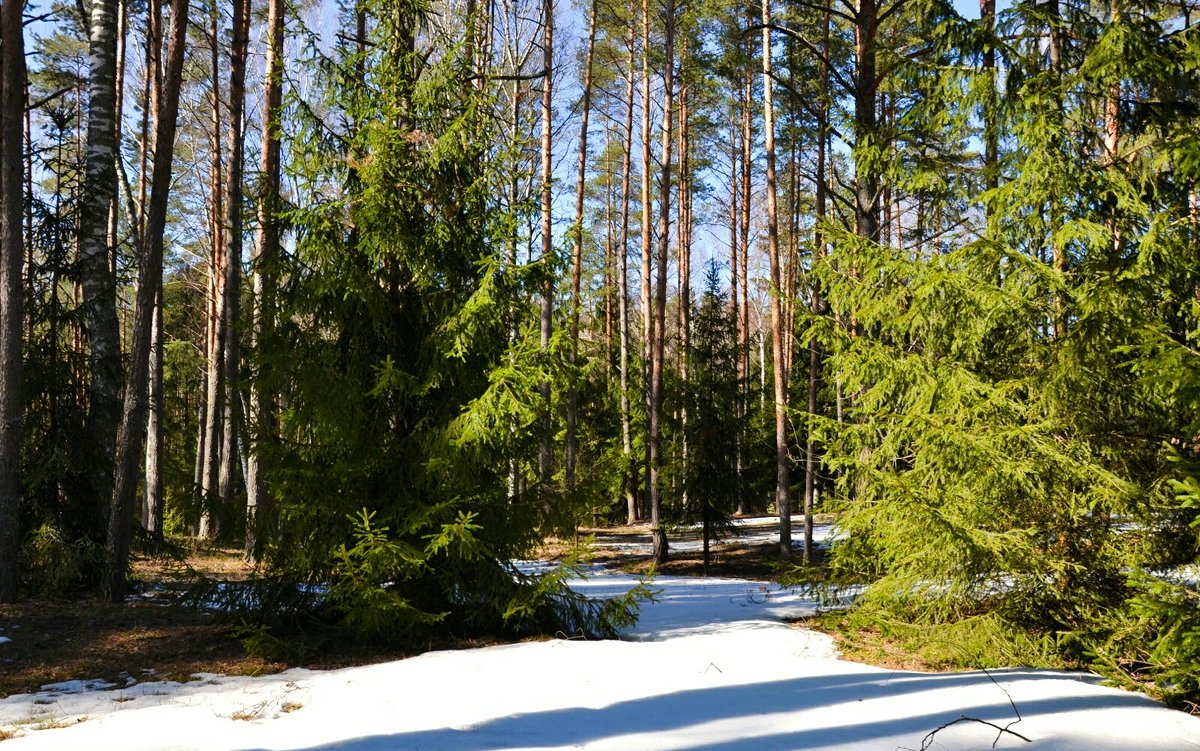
[[0, 0, 1198, 711]]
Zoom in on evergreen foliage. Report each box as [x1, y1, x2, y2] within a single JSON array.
[[246, 0, 641, 641], [685, 261, 741, 572]]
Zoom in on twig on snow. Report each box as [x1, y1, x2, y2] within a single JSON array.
[[901, 667, 1033, 750]]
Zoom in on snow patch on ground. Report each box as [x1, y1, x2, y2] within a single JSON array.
[[3, 564, 1200, 750]]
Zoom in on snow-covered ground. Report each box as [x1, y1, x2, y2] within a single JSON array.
[[3, 565, 1199, 750]]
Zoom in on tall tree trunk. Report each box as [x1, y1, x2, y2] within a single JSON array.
[[738, 67, 751, 431], [219, 0, 251, 511], [639, 0, 654, 523], [1102, 0, 1121, 261], [676, 66, 691, 511], [538, 0, 555, 495], [567, 0, 598, 494], [141, 0, 164, 541], [198, 3, 225, 537], [980, 0, 997, 224], [246, 0, 285, 562], [728, 111, 744, 517], [79, 0, 123, 539], [143, 286, 163, 540], [854, 0, 880, 245], [104, 0, 190, 601], [618, 30, 638, 525], [0, 0, 27, 603], [649, 0, 676, 564], [803, 0, 832, 564], [761, 0, 791, 558]]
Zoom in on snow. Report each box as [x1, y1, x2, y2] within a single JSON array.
[[3, 564, 1200, 750]]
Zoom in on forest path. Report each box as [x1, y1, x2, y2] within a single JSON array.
[[3, 561, 1200, 749]]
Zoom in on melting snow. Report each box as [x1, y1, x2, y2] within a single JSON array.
[[2, 562, 1199, 750]]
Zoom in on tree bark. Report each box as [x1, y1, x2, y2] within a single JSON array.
[[980, 0, 997, 224], [143, 286, 164, 541], [198, 2, 225, 537], [761, 0, 791, 558], [639, 0, 654, 523], [79, 0, 123, 539], [618, 28, 638, 525], [538, 0, 555, 495], [104, 0, 190, 601], [219, 0, 251, 511], [676, 63, 691, 511], [854, 0, 880, 245], [246, 0, 285, 562], [649, 0, 676, 565], [0, 0, 27, 602], [803, 0, 832, 565], [728, 111, 744, 517]]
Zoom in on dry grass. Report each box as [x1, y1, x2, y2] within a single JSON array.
[[0, 524, 821, 703], [0, 546, 284, 700]]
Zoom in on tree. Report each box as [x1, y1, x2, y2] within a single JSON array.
[[538, 0, 555, 497], [0, 0, 27, 602], [104, 0, 191, 601], [245, 0, 286, 561], [686, 262, 740, 575], [647, 0, 676, 564], [78, 0, 123, 538], [760, 0, 790, 558]]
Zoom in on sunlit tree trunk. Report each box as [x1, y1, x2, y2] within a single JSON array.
[[639, 0, 654, 523], [676, 64, 691, 512], [649, 0, 676, 564], [143, 288, 164, 541], [105, 0, 190, 600], [761, 0, 790, 557], [803, 0, 832, 564], [538, 0, 555, 495], [198, 3, 226, 537], [728, 111, 744, 517], [618, 28, 638, 525], [79, 0, 123, 538], [246, 0, 285, 561]]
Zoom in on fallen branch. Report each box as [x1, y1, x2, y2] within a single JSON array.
[[902, 667, 1033, 750], [913, 715, 1033, 750]]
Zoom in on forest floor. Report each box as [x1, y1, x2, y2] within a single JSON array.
[[0, 517, 826, 701]]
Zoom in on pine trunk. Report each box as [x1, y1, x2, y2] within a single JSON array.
[[219, 0, 251, 511], [639, 0, 654, 523], [649, 0, 676, 565], [198, 4, 226, 537], [246, 0, 285, 562], [803, 0, 832, 564], [761, 0, 791, 558], [618, 30, 638, 525], [538, 0, 555, 495], [143, 286, 163, 540], [728, 112, 743, 517], [104, 0, 190, 601], [0, 0, 26, 602]]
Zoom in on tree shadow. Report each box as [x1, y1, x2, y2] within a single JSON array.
[[245, 667, 1160, 751]]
